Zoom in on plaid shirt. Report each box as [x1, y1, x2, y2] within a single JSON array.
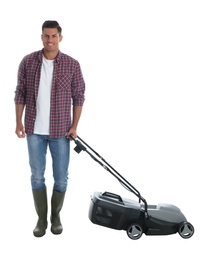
[[14, 50, 85, 138]]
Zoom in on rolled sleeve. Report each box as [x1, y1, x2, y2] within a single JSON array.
[[71, 61, 85, 106], [14, 58, 27, 104]]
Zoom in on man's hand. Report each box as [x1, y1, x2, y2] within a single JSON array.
[[15, 123, 26, 138], [66, 127, 77, 140]]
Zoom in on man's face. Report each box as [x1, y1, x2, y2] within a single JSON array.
[[41, 28, 63, 53]]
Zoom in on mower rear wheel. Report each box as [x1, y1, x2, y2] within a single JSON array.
[[126, 223, 143, 240]]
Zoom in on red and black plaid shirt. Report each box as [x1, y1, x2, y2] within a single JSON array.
[[14, 51, 85, 138], [14, 50, 85, 138]]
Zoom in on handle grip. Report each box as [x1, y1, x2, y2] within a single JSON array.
[[102, 191, 123, 203]]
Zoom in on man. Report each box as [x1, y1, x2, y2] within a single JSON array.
[[14, 20, 85, 237]]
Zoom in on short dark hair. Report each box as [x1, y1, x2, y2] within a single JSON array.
[[42, 20, 62, 35]]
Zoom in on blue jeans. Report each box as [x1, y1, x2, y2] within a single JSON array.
[[27, 134, 70, 192]]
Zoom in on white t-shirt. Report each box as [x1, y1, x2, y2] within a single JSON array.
[[34, 57, 54, 135]]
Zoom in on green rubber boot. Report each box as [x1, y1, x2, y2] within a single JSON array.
[[51, 190, 66, 235], [32, 187, 48, 237]]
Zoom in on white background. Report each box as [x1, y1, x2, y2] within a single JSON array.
[[1, 0, 205, 258]]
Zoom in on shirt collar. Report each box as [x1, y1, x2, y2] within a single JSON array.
[[38, 49, 62, 63]]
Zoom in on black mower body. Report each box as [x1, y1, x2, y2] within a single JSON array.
[[72, 136, 194, 240], [89, 191, 193, 239]]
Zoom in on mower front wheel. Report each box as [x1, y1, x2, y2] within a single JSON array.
[[178, 221, 194, 239]]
